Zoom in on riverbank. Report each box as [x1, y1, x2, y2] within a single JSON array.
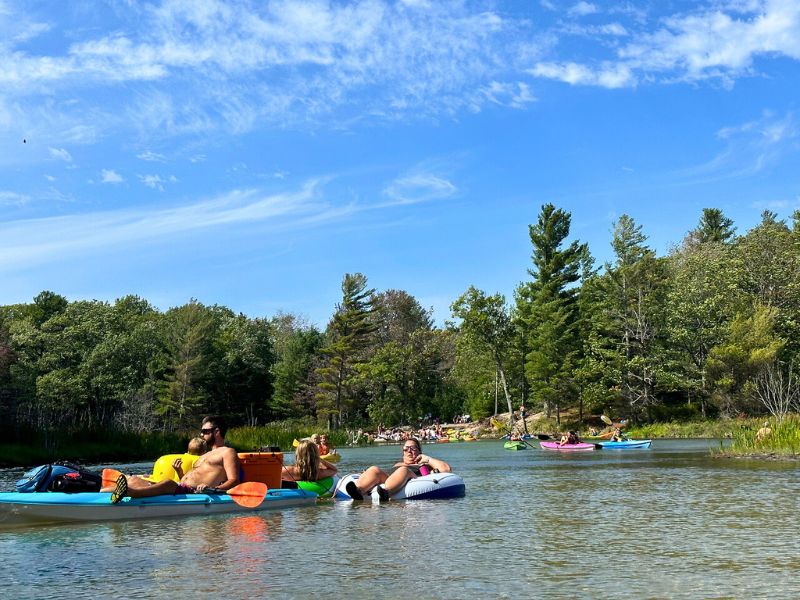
[[2, 415, 797, 468]]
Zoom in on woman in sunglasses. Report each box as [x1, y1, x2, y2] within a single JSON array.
[[345, 438, 451, 501]]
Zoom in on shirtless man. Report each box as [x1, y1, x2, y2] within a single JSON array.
[[109, 416, 240, 503]]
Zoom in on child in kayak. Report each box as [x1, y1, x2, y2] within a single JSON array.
[[318, 434, 335, 456]]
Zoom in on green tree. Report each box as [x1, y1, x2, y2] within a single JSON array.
[[515, 203, 586, 419], [315, 273, 376, 429], [665, 242, 740, 417], [451, 287, 517, 419], [588, 215, 668, 419], [156, 301, 215, 429], [706, 305, 784, 416], [685, 208, 736, 247], [271, 313, 323, 419]]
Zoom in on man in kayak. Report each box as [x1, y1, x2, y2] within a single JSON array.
[[345, 438, 451, 501], [108, 416, 241, 504]]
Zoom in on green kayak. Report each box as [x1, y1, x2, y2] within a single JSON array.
[[504, 440, 527, 451]]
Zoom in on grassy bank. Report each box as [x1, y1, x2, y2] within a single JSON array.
[[722, 415, 800, 457], [1, 422, 351, 468]]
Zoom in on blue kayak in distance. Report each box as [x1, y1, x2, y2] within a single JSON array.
[[0, 488, 317, 529], [599, 439, 652, 449]]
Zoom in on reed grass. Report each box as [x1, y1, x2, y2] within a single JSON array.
[[725, 415, 800, 456], [228, 421, 349, 453]]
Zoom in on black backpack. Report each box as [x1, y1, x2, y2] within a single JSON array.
[[16, 461, 103, 493]]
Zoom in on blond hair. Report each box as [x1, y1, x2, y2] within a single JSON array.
[[295, 440, 320, 481], [187, 437, 208, 456]]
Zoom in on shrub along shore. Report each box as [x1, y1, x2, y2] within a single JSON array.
[[3, 416, 798, 469], [0, 424, 351, 469]]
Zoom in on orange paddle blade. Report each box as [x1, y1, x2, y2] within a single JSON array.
[[102, 468, 123, 487], [227, 482, 268, 508]]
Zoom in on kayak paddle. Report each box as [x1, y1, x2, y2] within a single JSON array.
[[206, 482, 268, 508], [601, 414, 613, 425]]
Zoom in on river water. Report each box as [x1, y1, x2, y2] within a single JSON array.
[[1, 439, 798, 599]]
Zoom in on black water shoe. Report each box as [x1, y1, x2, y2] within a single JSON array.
[[346, 481, 364, 501]]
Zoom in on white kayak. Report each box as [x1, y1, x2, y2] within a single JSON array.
[[333, 472, 466, 501], [0, 488, 317, 529]]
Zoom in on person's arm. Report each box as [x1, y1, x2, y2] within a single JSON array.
[[317, 459, 338, 478], [418, 454, 451, 473], [172, 457, 184, 479]]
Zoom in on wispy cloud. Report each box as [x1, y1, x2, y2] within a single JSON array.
[[529, 61, 634, 88], [569, 2, 599, 18], [101, 169, 124, 184], [136, 151, 167, 162], [681, 111, 800, 180], [140, 174, 166, 190], [532, 0, 800, 88], [0, 179, 328, 270], [384, 173, 457, 205], [0, 190, 30, 206], [48, 147, 72, 162]]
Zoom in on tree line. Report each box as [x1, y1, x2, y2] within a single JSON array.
[[1, 205, 799, 438]]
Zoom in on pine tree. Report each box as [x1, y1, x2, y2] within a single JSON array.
[[515, 203, 586, 420], [315, 273, 376, 429]]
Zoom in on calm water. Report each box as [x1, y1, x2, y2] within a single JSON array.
[[1, 440, 798, 599]]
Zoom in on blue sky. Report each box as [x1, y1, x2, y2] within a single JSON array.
[[1, 0, 799, 327]]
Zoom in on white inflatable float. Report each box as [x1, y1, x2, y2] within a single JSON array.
[[333, 472, 465, 501]]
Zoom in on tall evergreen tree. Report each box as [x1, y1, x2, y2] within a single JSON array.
[[591, 215, 668, 419], [156, 301, 215, 429], [315, 273, 376, 429], [515, 203, 586, 419], [271, 313, 323, 419], [685, 208, 736, 247]]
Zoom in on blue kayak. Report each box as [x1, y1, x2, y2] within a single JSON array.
[[0, 488, 317, 529], [599, 439, 652, 449]]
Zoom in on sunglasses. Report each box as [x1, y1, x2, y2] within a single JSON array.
[[200, 427, 216, 435], [402, 446, 419, 453]]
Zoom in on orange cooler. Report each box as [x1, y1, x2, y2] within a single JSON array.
[[238, 452, 283, 489]]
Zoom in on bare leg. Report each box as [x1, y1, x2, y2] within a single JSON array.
[[126, 479, 180, 498], [382, 466, 416, 495], [101, 474, 155, 493], [355, 466, 388, 492]]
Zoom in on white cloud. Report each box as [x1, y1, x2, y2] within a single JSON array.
[[482, 81, 537, 108], [44, 174, 55, 182], [569, 2, 599, 17], [101, 169, 124, 184], [0, 190, 30, 205], [682, 111, 800, 180], [384, 173, 457, 205], [48, 147, 72, 162], [534, 0, 800, 89], [618, 0, 800, 82], [140, 174, 165, 190], [0, 178, 347, 270], [137, 151, 167, 162], [529, 61, 634, 88]]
